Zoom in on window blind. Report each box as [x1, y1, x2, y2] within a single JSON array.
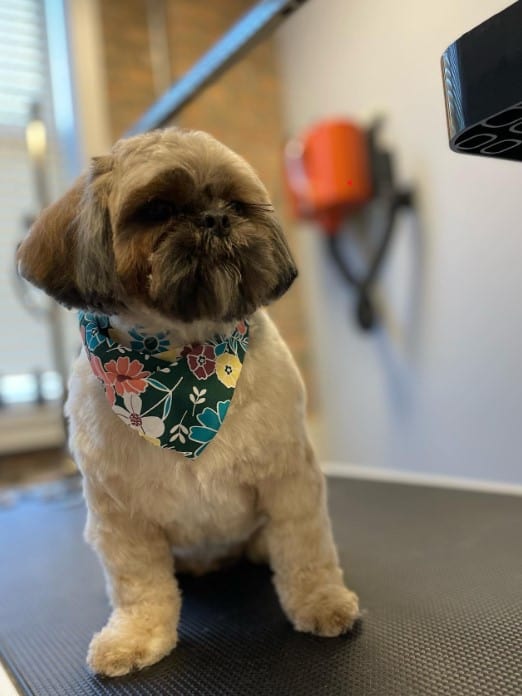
[[0, 0, 67, 386]]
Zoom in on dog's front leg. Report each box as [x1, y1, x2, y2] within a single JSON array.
[[83, 483, 180, 677], [258, 444, 359, 637]]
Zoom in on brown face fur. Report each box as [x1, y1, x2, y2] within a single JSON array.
[[17, 128, 297, 323]]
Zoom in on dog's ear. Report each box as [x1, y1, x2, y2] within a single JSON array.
[[17, 156, 122, 312], [266, 220, 299, 302], [17, 174, 86, 307]]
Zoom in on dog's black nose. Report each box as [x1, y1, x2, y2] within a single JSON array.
[[203, 212, 230, 237]]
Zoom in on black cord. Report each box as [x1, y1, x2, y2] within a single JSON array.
[[326, 190, 413, 331]]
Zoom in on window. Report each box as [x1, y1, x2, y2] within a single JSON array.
[[0, 0, 79, 447]]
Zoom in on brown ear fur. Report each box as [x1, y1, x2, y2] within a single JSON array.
[[17, 177, 86, 307], [17, 157, 123, 312]]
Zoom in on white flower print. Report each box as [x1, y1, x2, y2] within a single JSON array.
[[189, 386, 207, 415], [169, 422, 189, 444], [169, 409, 189, 444], [113, 393, 165, 439]]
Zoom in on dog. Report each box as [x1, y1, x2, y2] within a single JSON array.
[[17, 127, 359, 677]]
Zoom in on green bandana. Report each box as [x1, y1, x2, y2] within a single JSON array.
[[79, 312, 249, 459]]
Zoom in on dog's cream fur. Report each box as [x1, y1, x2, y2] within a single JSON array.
[[19, 128, 359, 677]]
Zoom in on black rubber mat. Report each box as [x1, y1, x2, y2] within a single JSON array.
[[0, 475, 521, 695]]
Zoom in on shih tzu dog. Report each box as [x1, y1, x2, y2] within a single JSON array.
[[17, 128, 359, 677]]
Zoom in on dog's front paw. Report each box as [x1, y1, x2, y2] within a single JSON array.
[[87, 611, 178, 677], [290, 584, 360, 637]]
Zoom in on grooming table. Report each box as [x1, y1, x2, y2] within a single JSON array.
[[0, 475, 520, 695]]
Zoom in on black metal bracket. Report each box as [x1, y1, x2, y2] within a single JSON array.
[[327, 121, 415, 331]]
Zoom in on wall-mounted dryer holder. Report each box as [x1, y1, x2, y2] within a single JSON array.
[[284, 118, 415, 331]]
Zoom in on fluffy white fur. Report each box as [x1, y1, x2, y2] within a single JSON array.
[[66, 308, 359, 676], [20, 128, 359, 677]]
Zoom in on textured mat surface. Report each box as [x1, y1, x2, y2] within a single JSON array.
[[0, 476, 521, 695]]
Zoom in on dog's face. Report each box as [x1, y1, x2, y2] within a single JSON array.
[[17, 128, 297, 323]]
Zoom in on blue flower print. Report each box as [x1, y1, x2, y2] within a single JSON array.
[[129, 327, 170, 355], [227, 321, 249, 355], [189, 400, 230, 456], [213, 341, 227, 357], [82, 312, 110, 351]]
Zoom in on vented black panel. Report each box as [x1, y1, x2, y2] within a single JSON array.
[[441, 0, 522, 160]]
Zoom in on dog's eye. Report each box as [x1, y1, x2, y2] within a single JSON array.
[[139, 199, 175, 223], [228, 200, 246, 216]]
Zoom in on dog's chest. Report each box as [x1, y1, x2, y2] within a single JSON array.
[[145, 471, 262, 549]]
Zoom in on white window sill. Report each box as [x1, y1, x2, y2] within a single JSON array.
[[0, 403, 64, 455]]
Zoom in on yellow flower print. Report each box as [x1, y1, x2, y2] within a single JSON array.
[[156, 346, 183, 363], [139, 433, 161, 447], [108, 327, 123, 344], [216, 352, 242, 388]]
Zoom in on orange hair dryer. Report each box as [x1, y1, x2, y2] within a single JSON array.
[[284, 118, 414, 330], [284, 119, 373, 234]]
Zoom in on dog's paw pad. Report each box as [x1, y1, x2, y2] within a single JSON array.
[[293, 585, 360, 637], [87, 624, 177, 677]]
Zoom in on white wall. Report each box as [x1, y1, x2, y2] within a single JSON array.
[[277, 0, 522, 483]]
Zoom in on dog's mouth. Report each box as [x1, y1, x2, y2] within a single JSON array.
[[125, 213, 297, 324], [144, 229, 246, 322], [156, 220, 242, 258]]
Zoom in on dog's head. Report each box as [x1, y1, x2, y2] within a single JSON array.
[[17, 128, 297, 322]]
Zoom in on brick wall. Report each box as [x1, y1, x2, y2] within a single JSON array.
[[99, 0, 316, 411]]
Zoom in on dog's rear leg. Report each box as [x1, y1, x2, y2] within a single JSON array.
[[246, 526, 270, 564], [83, 481, 180, 677], [257, 441, 360, 637]]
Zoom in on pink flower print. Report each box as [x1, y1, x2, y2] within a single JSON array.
[[182, 344, 216, 380], [103, 356, 151, 396], [89, 354, 116, 406]]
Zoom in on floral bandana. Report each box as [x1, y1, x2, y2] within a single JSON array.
[[79, 312, 249, 459]]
